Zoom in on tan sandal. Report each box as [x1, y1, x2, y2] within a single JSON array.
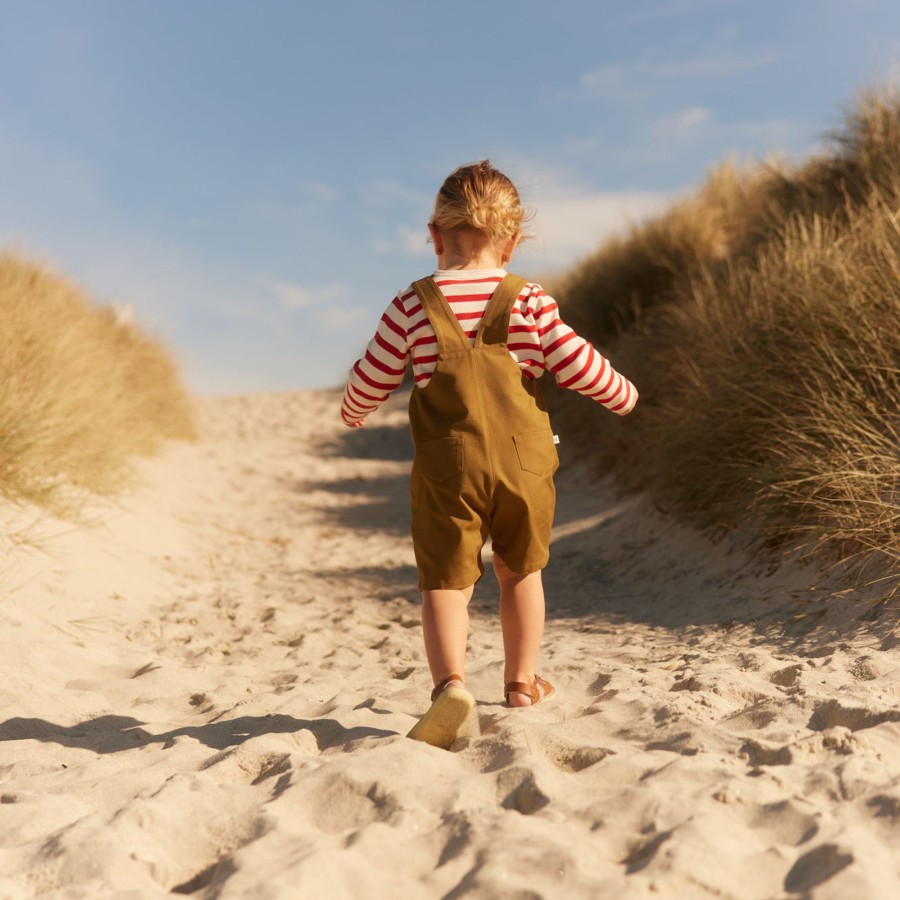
[[407, 673, 475, 750], [504, 675, 554, 706], [431, 673, 464, 701]]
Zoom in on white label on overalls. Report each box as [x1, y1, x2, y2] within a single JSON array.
[[553, 434, 560, 444]]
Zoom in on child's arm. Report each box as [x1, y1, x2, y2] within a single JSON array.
[[340, 293, 410, 426], [529, 286, 638, 415]]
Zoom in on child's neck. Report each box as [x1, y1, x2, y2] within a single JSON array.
[[430, 225, 514, 270], [436, 248, 506, 270]]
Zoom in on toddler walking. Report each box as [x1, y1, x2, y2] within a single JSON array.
[[340, 161, 637, 749]]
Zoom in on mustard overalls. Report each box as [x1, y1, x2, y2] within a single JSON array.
[[408, 274, 559, 590]]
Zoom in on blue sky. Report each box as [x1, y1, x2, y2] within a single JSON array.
[[1, 1, 898, 394]]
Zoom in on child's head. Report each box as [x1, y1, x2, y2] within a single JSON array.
[[429, 161, 530, 264]]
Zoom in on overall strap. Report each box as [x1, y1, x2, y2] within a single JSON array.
[[475, 274, 528, 347], [411, 277, 472, 353]]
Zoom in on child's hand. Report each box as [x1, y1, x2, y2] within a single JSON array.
[[346, 420, 365, 428]]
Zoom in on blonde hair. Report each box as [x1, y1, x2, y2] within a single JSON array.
[[431, 160, 531, 244]]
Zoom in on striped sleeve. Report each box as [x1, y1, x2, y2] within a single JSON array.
[[340, 293, 411, 425], [530, 287, 638, 415]]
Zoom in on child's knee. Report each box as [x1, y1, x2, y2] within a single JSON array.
[[493, 553, 525, 583]]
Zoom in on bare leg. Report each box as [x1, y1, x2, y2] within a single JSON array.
[[494, 554, 546, 707], [421, 585, 474, 691], [408, 586, 477, 749]]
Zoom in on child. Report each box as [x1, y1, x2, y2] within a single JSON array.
[[341, 160, 637, 749]]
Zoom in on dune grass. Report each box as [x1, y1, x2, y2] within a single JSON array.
[[555, 160, 776, 341], [0, 254, 195, 509], [552, 86, 900, 599]]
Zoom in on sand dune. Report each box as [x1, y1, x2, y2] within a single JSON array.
[[1, 389, 898, 899]]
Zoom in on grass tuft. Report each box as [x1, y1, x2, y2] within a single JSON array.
[[0, 253, 195, 509]]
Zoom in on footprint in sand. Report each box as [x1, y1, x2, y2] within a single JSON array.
[[808, 699, 900, 732], [770, 663, 806, 687], [745, 798, 821, 846], [496, 767, 551, 815], [529, 731, 618, 772], [270, 672, 299, 694], [783, 843, 854, 893]]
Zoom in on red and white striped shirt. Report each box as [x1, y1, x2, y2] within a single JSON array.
[[340, 269, 637, 425]]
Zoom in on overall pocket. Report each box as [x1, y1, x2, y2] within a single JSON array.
[[513, 429, 559, 477], [415, 435, 465, 482]]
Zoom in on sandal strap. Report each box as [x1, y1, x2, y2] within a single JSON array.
[[432, 673, 465, 701], [534, 675, 554, 700], [504, 680, 539, 704], [504, 675, 554, 705]]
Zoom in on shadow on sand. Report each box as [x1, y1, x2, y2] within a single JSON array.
[[295, 390, 889, 653], [0, 713, 396, 755]]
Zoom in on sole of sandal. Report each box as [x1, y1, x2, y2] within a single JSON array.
[[406, 687, 475, 750]]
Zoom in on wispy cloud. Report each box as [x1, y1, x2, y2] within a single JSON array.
[[646, 49, 781, 78], [579, 46, 781, 102], [372, 223, 431, 258], [646, 107, 812, 158], [621, 0, 739, 25], [505, 163, 670, 271], [400, 224, 431, 256], [520, 189, 670, 271], [361, 179, 431, 210], [652, 106, 714, 143], [260, 278, 367, 332], [262, 278, 348, 311], [302, 182, 338, 203], [318, 305, 368, 330], [363, 177, 433, 259]]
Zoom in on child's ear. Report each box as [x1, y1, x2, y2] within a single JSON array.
[[500, 233, 520, 265], [427, 223, 444, 255]]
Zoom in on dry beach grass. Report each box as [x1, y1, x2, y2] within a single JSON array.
[[0, 253, 194, 509]]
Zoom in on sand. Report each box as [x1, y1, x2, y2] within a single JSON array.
[[0, 388, 898, 899]]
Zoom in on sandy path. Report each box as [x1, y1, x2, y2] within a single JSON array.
[[1, 389, 898, 899]]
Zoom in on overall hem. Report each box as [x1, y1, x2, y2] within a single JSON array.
[[417, 567, 484, 592]]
